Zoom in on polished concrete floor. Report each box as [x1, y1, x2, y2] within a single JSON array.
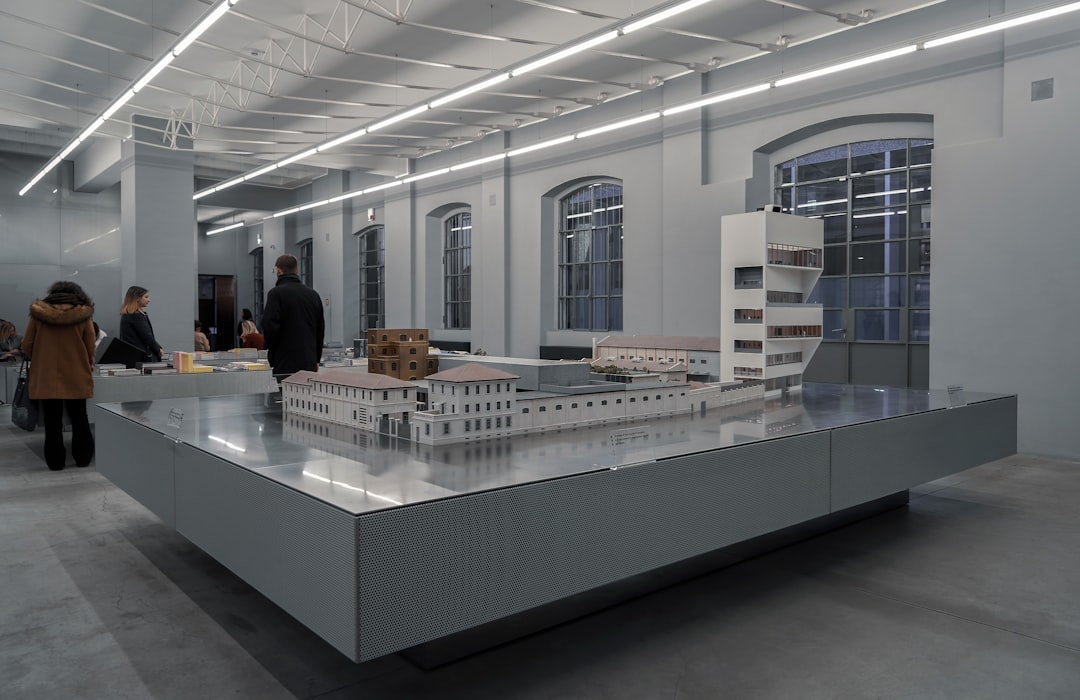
[[2, 404, 1079, 699]]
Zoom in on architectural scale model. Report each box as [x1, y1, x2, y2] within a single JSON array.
[[282, 210, 823, 444], [720, 210, 823, 393]]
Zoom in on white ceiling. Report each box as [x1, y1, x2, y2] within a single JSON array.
[[0, 0, 939, 196]]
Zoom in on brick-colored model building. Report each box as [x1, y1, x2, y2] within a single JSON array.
[[367, 328, 439, 381]]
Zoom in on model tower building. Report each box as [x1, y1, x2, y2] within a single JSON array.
[[720, 210, 823, 394], [367, 328, 438, 381]]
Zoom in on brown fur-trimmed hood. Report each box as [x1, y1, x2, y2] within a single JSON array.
[[28, 299, 94, 327]]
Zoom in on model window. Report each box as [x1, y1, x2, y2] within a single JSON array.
[[357, 226, 384, 341], [486, 418, 492, 429], [443, 423, 450, 435], [496, 417, 502, 428], [486, 402, 491, 411], [410, 361, 417, 370], [616, 399, 622, 404], [571, 403, 578, 409], [403, 390, 408, 399], [444, 210, 472, 329], [425, 424, 430, 435], [601, 400, 607, 406], [522, 407, 530, 414], [465, 421, 471, 432], [558, 181, 623, 331], [539, 406, 547, 412], [776, 138, 932, 343], [507, 416, 512, 427], [382, 391, 388, 400]]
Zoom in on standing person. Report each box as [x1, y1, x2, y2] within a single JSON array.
[[194, 320, 210, 351], [237, 308, 254, 345], [239, 319, 264, 350], [262, 254, 324, 376], [119, 285, 163, 362], [20, 281, 97, 470]]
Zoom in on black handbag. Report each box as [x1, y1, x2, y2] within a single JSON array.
[[11, 358, 38, 432]]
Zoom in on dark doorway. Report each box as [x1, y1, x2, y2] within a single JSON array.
[[197, 275, 237, 351]]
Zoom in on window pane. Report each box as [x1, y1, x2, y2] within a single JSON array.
[[854, 309, 901, 341], [852, 171, 907, 210], [776, 160, 795, 185], [592, 228, 607, 260], [797, 145, 848, 181], [910, 140, 933, 166], [820, 212, 847, 244], [776, 186, 793, 214], [592, 298, 607, 330], [909, 203, 931, 237], [851, 276, 905, 307], [851, 139, 907, 173], [592, 262, 608, 293], [909, 168, 932, 204], [910, 275, 930, 306], [823, 246, 847, 275], [910, 239, 931, 273], [823, 309, 844, 340], [796, 180, 848, 215], [808, 278, 847, 307], [852, 208, 908, 241], [851, 242, 905, 274], [910, 309, 930, 342]]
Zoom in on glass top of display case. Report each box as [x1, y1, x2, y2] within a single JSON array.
[[96, 383, 1010, 516]]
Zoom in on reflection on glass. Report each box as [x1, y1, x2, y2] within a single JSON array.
[[851, 276, 905, 307], [851, 242, 905, 274], [808, 277, 847, 307], [823, 246, 847, 275], [855, 309, 901, 341], [852, 208, 908, 241], [910, 275, 930, 306], [910, 309, 930, 342], [823, 309, 844, 340]]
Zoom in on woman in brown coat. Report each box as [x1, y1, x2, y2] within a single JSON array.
[[21, 281, 97, 470]]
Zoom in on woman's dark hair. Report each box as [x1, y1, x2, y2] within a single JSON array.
[[241, 308, 253, 321], [195, 320, 202, 330], [45, 280, 93, 306]]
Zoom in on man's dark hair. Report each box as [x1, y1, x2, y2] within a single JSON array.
[[275, 254, 299, 274]]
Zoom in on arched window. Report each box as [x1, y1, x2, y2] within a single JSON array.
[[251, 247, 264, 328], [444, 210, 471, 329], [558, 183, 623, 331], [775, 139, 931, 344], [357, 226, 384, 337]]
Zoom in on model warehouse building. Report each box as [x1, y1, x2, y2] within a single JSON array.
[[2, 0, 1079, 696]]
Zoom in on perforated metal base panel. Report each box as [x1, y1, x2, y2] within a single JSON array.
[[355, 432, 830, 660], [96, 409, 177, 527], [831, 396, 1018, 511], [173, 445, 360, 660]]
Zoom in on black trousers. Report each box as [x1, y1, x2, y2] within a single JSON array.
[[39, 399, 94, 470]]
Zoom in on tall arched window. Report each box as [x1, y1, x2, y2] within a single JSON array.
[[357, 226, 384, 337], [444, 210, 471, 329], [299, 238, 313, 286], [558, 182, 623, 331], [775, 139, 931, 345], [251, 247, 264, 328]]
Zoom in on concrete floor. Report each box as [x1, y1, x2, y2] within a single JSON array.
[[2, 404, 1079, 699]]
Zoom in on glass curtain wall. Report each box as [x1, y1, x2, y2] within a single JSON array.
[[444, 211, 471, 329], [299, 238, 313, 286], [558, 182, 624, 331], [775, 139, 931, 344], [358, 226, 385, 340]]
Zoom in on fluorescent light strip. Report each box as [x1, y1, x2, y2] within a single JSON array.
[[273, 206, 302, 218], [775, 45, 918, 87], [449, 153, 507, 172], [797, 198, 848, 208], [855, 188, 909, 198], [507, 135, 576, 157], [367, 104, 431, 133], [925, 2, 1080, 48], [278, 147, 318, 168], [328, 189, 365, 204], [512, 31, 619, 76], [206, 221, 245, 235], [852, 210, 907, 219], [576, 112, 660, 139], [661, 83, 772, 116], [132, 53, 175, 93], [430, 73, 511, 108], [174, 0, 237, 56], [403, 168, 451, 184], [622, 0, 715, 34], [317, 129, 367, 152]]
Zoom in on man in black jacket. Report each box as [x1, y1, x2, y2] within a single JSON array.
[[262, 254, 325, 377]]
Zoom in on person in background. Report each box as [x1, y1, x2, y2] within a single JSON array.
[[262, 254, 324, 376], [119, 285, 163, 362], [20, 281, 96, 470], [92, 321, 107, 349], [237, 308, 254, 345], [0, 319, 22, 360], [239, 319, 264, 350], [194, 320, 210, 352]]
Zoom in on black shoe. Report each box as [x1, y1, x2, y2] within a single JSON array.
[[75, 461, 92, 468], [47, 464, 64, 471]]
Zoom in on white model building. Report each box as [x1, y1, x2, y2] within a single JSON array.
[[281, 369, 417, 436], [720, 210, 823, 394], [592, 335, 723, 382]]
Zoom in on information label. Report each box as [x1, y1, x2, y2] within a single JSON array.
[[167, 408, 185, 430], [610, 427, 649, 449], [946, 384, 965, 408]]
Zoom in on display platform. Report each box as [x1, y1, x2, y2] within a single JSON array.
[[95, 383, 1017, 663]]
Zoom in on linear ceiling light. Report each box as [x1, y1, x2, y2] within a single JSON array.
[[576, 112, 661, 139], [507, 135, 576, 157], [924, 1, 1080, 48], [512, 31, 620, 76], [402, 168, 451, 184], [430, 73, 511, 109], [367, 104, 431, 133], [448, 153, 507, 172], [19, 0, 242, 197], [206, 221, 245, 235], [622, 0, 716, 34], [774, 45, 917, 87], [317, 129, 368, 152], [278, 148, 319, 168], [661, 83, 772, 116]]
